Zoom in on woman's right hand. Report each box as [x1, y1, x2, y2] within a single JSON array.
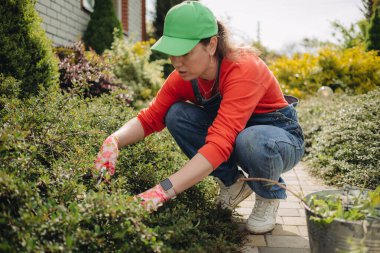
[[94, 135, 120, 176]]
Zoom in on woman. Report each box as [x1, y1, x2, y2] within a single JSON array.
[[95, 1, 304, 234]]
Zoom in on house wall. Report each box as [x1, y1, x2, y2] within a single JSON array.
[[35, 0, 146, 46], [36, 0, 90, 46]]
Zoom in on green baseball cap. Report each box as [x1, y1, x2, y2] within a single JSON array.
[[151, 1, 218, 56]]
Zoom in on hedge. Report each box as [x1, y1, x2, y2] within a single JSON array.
[[0, 78, 244, 252], [297, 89, 380, 189]]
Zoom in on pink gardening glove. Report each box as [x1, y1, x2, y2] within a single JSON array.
[[94, 135, 119, 176], [136, 184, 171, 211]]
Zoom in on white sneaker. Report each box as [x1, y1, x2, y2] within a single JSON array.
[[215, 173, 253, 210], [246, 194, 280, 234]]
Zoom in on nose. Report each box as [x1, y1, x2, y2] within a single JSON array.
[[170, 56, 183, 68]]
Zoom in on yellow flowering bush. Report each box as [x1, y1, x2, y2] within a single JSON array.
[[105, 35, 165, 108], [270, 46, 380, 97]]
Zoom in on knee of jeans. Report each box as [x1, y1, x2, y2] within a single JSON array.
[[165, 102, 186, 132], [235, 128, 278, 171]]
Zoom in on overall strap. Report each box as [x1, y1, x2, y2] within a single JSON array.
[[191, 79, 203, 104], [190, 59, 222, 105]]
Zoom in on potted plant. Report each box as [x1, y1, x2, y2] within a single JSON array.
[[304, 186, 380, 253], [239, 178, 380, 252]]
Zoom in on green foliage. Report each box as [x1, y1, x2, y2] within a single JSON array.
[[306, 186, 380, 224], [270, 46, 380, 97], [55, 42, 132, 104], [297, 89, 380, 189], [361, 0, 380, 21], [0, 74, 21, 110], [331, 21, 366, 49], [105, 36, 166, 108], [0, 0, 59, 98], [0, 78, 243, 252], [366, 7, 380, 52], [83, 0, 123, 54]]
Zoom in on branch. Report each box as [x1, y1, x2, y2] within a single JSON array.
[[238, 177, 305, 203]]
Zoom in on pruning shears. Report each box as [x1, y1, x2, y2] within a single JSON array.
[[97, 167, 107, 186]]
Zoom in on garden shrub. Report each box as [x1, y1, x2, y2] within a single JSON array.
[[105, 36, 166, 108], [0, 78, 244, 252], [297, 89, 380, 189], [55, 42, 132, 104], [83, 0, 123, 54], [270, 46, 380, 97], [366, 7, 380, 52], [0, 0, 59, 98]]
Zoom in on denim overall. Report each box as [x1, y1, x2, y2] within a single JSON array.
[[165, 62, 305, 199]]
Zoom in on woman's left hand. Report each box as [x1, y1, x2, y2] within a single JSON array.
[[136, 184, 170, 211]]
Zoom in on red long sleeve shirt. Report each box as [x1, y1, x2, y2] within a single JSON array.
[[137, 51, 288, 169]]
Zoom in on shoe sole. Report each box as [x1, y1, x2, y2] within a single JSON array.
[[246, 223, 276, 234]]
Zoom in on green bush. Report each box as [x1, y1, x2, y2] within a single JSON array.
[[366, 7, 380, 52], [55, 42, 133, 104], [83, 0, 123, 54], [297, 89, 380, 189], [0, 0, 59, 98], [105, 37, 165, 108], [269, 46, 380, 97], [0, 78, 243, 252]]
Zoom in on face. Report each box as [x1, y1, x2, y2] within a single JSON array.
[[169, 37, 217, 81]]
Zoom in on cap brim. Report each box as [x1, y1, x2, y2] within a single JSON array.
[[151, 35, 199, 56]]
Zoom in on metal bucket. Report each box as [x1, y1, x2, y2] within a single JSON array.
[[304, 190, 380, 253]]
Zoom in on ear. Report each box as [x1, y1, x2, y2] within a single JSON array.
[[208, 36, 218, 56]]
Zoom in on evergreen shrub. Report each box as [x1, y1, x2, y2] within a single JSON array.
[[366, 7, 380, 52], [0, 0, 59, 97], [83, 0, 123, 54], [0, 79, 243, 252], [105, 36, 165, 108], [270, 46, 380, 97], [297, 89, 380, 189]]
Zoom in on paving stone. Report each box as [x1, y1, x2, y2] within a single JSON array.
[[301, 185, 330, 191], [282, 217, 307, 226], [258, 247, 311, 253], [284, 195, 301, 202], [245, 235, 267, 247], [279, 201, 302, 209], [276, 216, 284, 225], [297, 225, 309, 237], [298, 208, 306, 217], [241, 246, 260, 253], [265, 235, 309, 248], [271, 225, 299, 236], [277, 208, 301, 217], [284, 180, 301, 185]]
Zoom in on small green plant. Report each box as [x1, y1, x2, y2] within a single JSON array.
[[306, 186, 380, 225]]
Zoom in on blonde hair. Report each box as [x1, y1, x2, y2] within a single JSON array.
[[200, 21, 259, 61]]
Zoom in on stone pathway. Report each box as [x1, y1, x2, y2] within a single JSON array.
[[236, 162, 332, 253]]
